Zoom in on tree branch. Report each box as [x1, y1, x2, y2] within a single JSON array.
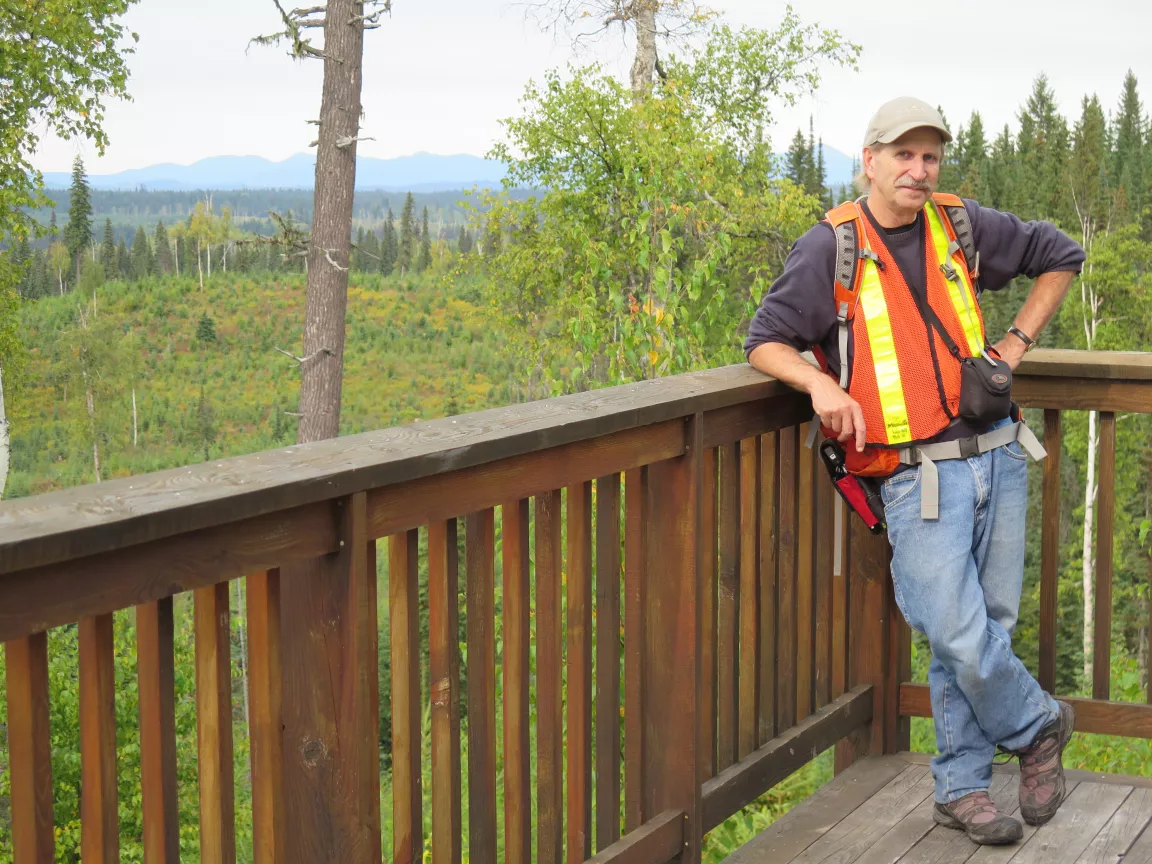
[[273, 346, 334, 365]]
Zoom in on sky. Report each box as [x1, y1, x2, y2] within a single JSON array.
[[29, 0, 1152, 175]]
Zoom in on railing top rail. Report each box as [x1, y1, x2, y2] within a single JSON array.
[[1, 349, 1146, 577], [0, 364, 786, 575]]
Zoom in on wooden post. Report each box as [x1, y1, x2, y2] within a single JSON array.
[[280, 493, 381, 863], [642, 414, 703, 863], [6, 632, 54, 862]]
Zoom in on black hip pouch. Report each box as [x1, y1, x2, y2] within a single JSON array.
[[959, 355, 1013, 424]]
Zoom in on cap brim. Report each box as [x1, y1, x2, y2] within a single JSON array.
[[874, 121, 953, 145]]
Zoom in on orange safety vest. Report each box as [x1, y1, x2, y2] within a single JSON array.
[[812, 193, 989, 477]]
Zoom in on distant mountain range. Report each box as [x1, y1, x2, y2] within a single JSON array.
[[41, 147, 856, 192]]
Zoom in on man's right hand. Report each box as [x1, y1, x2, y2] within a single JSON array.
[[809, 377, 867, 452]]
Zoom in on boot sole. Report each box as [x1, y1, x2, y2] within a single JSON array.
[[934, 806, 1024, 844], [1021, 702, 1077, 827]]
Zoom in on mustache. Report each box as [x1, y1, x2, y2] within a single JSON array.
[[896, 177, 933, 191]]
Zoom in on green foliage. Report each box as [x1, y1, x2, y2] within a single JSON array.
[[0, 0, 137, 297], [196, 313, 218, 344], [471, 10, 858, 392], [64, 156, 94, 269]]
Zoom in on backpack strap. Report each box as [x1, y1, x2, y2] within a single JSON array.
[[823, 201, 869, 390], [931, 192, 981, 293]]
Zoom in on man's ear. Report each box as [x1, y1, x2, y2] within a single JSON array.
[[862, 146, 876, 179]]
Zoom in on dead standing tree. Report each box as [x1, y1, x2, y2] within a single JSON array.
[[252, 4, 390, 862], [254, 0, 388, 444]]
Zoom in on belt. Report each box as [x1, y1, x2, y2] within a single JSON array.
[[894, 421, 1047, 521]]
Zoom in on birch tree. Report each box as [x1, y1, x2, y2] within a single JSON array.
[[254, 0, 392, 443]]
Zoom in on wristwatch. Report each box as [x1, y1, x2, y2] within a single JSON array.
[[1007, 325, 1037, 352]]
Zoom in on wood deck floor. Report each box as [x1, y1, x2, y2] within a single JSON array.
[[725, 752, 1152, 864]]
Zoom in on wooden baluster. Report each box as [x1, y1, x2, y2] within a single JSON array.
[[80, 613, 119, 863], [537, 489, 564, 864], [717, 442, 739, 769], [503, 501, 532, 864], [699, 452, 718, 783], [777, 426, 799, 733], [885, 574, 911, 754], [595, 475, 623, 850], [758, 432, 779, 745], [738, 437, 761, 759], [6, 632, 54, 862], [1039, 409, 1062, 694], [1094, 412, 1117, 701], [642, 413, 703, 862], [281, 493, 381, 862], [836, 517, 892, 771], [567, 482, 593, 863], [814, 467, 835, 711], [389, 528, 423, 864], [137, 599, 179, 863], [623, 469, 647, 834], [195, 582, 236, 864], [466, 509, 498, 863], [795, 424, 816, 722], [430, 519, 463, 864], [247, 570, 284, 864]]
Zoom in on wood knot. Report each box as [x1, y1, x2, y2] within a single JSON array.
[[300, 737, 329, 767], [431, 676, 452, 707]]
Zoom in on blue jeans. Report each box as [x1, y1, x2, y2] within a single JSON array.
[[880, 420, 1060, 803]]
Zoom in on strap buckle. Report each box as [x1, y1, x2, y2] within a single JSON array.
[[939, 262, 959, 282], [958, 435, 981, 459]]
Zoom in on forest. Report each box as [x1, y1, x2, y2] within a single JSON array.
[[1, 0, 1151, 861]]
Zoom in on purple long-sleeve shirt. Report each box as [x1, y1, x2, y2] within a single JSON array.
[[743, 198, 1085, 381]]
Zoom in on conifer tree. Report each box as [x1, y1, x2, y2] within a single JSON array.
[[1112, 70, 1144, 223], [458, 227, 473, 255], [64, 155, 93, 272], [154, 222, 173, 274], [49, 208, 58, 236], [116, 239, 131, 280], [785, 128, 811, 189], [381, 208, 397, 275], [398, 192, 416, 273], [101, 218, 116, 276], [1016, 75, 1070, 224], [417, 206, 432, 271], [131, 225, 152, 280]]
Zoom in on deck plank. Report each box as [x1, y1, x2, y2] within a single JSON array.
[[1074, 786, 1152, 864], [897, 774, 1017, 864], [722, 756, 908, 864], [974, 782, 1130, 864], [788, 766, 935, 864], [1121, 819, 1152, 864]]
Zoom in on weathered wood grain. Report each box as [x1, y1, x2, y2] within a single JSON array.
[[79, 613, 119, 864], [137, 599, 180, 863]]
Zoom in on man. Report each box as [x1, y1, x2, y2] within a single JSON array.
[[744, 96, 1085, 845]]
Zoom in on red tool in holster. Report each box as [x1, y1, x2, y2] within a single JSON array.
[[818, 439, 887, 535]]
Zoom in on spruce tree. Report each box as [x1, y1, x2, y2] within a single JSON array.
[[381, 208, 397, 276], [986, 124, 1017, 212], [398, 192, 416, 273], [1016, 75, 1071, 224], [417, 206, 432, 272], [196, 312, 217, 343], [785, 128, 811, 189], [956, 112, 989, 201], [1112, 70, 1144, 224], [131, 225, 152, 280], [12, 235, 30, 297], [458, 227, 473, 255], [100, 218, 116, 276], [64, 155, 93, 271], [116, 239, 131, 280], [154, 222, 173, 274]]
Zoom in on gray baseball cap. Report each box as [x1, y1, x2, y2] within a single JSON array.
[[863, 97, 953, 147]]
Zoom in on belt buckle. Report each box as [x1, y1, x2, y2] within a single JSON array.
[[958, 435, 980, 459]]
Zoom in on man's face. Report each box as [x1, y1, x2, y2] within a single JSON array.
[[863, 128, 943, 213]]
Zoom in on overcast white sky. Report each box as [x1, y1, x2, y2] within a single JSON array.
[[29, 0, 1152, 175]]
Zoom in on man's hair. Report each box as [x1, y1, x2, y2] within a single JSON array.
[[852, 141, 948, 198]]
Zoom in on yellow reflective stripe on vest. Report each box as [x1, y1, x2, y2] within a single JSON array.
[[858, 258, 912, 445], [925, 202, 984, 356]]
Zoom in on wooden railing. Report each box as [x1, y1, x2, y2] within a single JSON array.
[[0, 350, 1148, 863]]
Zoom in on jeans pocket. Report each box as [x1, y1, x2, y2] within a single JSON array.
[[882, 467, 921, 509], [1003, 440, 1028, 462]]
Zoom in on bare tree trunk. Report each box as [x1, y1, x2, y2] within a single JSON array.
[[296, 0, 366, 444], [0, 359, 9, 501], [85, 386, 100, 482], [173, 238, 180, 277], [1083, 408, 1098, 683], [196, 241, 204, 291], [207, 242, 213, 279], [234, 578, 250, 729], [629, 0, 658, 102], [132, 387, 138, 447]]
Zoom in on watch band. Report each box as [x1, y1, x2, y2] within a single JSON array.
[[1008, 325, 1037, 351]]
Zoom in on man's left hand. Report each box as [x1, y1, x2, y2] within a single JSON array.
[[992, 337, 1026, 371]]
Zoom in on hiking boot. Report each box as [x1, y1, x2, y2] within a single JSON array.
[[933, 791, 1023, 844], [1017, 700, 1076, 826]]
